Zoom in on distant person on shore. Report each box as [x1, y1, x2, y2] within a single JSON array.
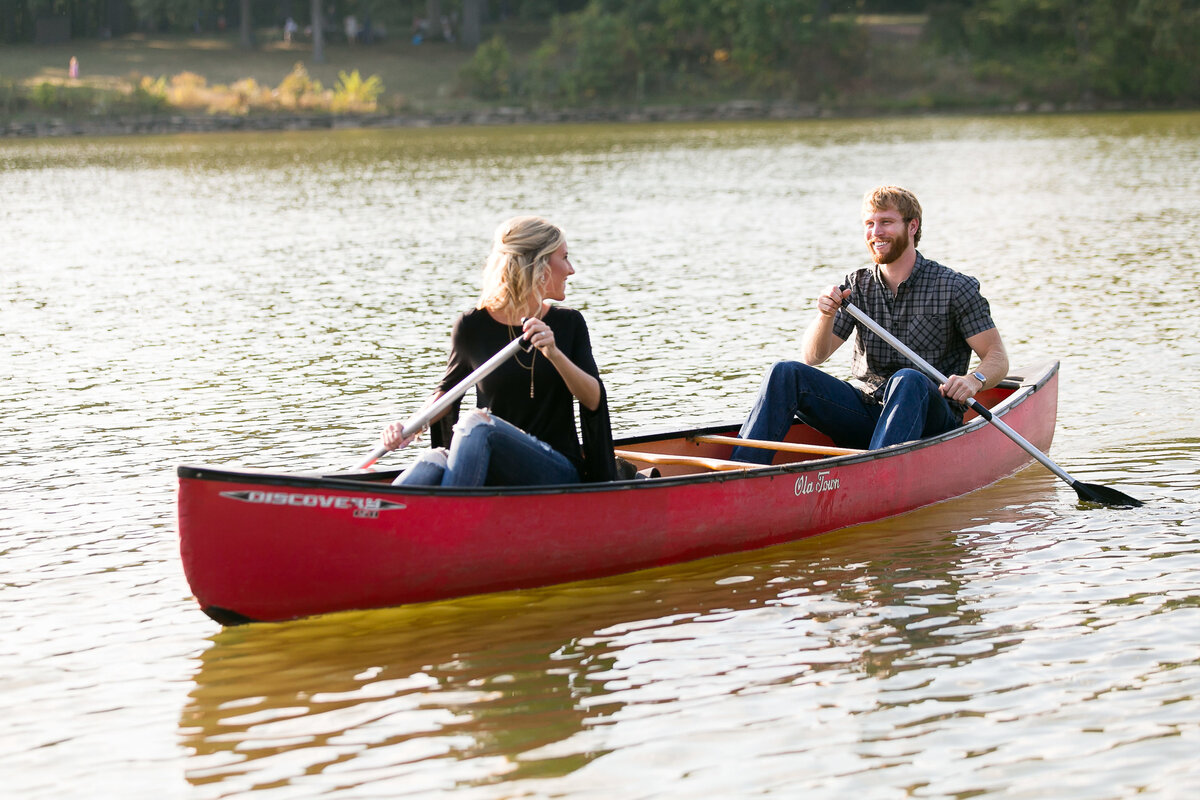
[[411, 16, 429, 44], [381, 216, 616, 487], [731, 185, 1009, 461], [68, 57, 78, 79]]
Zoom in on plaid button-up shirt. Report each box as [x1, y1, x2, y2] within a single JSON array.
[[832, 253, 996, 419]]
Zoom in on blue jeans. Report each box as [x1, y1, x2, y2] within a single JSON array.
[[730, 361, 960, 464], [394, 410, 581, 487]]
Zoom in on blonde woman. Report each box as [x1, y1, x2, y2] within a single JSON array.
[[382, 216, 615, 486]]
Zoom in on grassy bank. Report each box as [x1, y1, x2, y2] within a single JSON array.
[[0, 31, 475, 114]]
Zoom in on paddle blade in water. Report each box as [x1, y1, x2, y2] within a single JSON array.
[[1072, 481, 1143, 508]]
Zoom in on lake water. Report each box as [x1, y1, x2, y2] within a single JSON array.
[[2, 112, 1199, 799]]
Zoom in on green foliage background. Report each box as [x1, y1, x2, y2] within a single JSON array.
[[460, 0, 1199, 106], [2, 0, 1197, 115], [925, 0, 1200, 103], [463, 0, 866, 104]]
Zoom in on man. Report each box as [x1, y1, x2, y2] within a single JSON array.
[[731, 185, 1009, 462]]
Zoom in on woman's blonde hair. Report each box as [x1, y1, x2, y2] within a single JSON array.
[[477, 216, 566, 321]]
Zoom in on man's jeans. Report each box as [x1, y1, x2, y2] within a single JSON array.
[[730, 361, 960, 464], [395, 410, 581, 487]]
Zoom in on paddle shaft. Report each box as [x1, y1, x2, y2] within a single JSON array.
[[354, 334, 529, 470], [838, 299, 1080, 485]]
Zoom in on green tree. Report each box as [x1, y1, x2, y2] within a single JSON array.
[[1122, 0, 1200, 100], [927, 0, 1200, 103], [512, 0, 862, 104], [525, 4, 641, 102], [459, 34, 517, 98], [127, 0, 204, 32]]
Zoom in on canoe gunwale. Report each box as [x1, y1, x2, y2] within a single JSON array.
[[176, 361, 1057, 497]]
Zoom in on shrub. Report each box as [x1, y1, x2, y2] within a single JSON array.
[[458, 35, 516, 100], [276, 62, 326, 110], [331, 70, 384, 112], [0, 77, 22, 113], [129, 80, 169, 112], [31, 81, 58, 109], [2, 64, 386, 118], [526, 7, 641, 103], [29, 82, 102, 113], [167, 71, 210, 109]]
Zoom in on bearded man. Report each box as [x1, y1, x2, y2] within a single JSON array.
[[731, 185, 1009, 460]]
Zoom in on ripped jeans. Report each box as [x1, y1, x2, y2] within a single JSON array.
[[393, 409, 581, 488]]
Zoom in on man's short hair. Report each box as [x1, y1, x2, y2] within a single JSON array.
[[863, 186, 922, 247]]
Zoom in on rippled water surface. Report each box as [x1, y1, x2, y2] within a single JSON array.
[[2, 113, 1199, 799]]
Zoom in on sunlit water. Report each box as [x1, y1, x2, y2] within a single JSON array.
[[2, 113, 1199, 799]]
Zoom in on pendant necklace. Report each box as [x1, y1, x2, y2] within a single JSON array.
[[509, 324, 536, 398]]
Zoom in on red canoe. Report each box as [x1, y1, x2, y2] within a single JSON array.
[[177, 361, 1059, 625]]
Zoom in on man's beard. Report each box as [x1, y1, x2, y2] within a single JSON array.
[[868, 226, 910, 265]]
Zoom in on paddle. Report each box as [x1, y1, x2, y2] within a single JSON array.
[[837, 291, 1143, 508], [353, 333, 530, 470]]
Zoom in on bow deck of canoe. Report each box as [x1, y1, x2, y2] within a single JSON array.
[[177, 361, 1060, 625]]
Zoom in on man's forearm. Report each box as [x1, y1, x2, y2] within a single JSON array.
[[801, 315, 840, 365]]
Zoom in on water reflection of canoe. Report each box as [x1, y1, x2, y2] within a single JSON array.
[[177, 361, 1059, 625]]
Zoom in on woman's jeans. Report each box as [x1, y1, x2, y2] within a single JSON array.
[[730, 361, 960, 464], [394, 410, 581, 487]]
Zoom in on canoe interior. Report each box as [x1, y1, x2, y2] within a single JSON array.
[[315, 374, 1029, 484]]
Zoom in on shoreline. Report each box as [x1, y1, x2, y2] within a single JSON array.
[[2, 98, 1181, 139]]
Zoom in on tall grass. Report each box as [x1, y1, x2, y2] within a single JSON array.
[[0, 63, 389, 118]]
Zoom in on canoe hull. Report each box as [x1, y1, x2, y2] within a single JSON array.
[[178, 363, 1059, 624]]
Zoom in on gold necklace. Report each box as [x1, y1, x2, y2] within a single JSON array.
[[508, 323, 536, 399]]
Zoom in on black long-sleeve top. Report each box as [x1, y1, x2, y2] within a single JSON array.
[[430, 305, 616, 482]]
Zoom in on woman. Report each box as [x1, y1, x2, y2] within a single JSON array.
[[382, 216, 616, 487]]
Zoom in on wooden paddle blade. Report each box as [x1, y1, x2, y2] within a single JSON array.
[[1072, 480, 1143, 508]]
